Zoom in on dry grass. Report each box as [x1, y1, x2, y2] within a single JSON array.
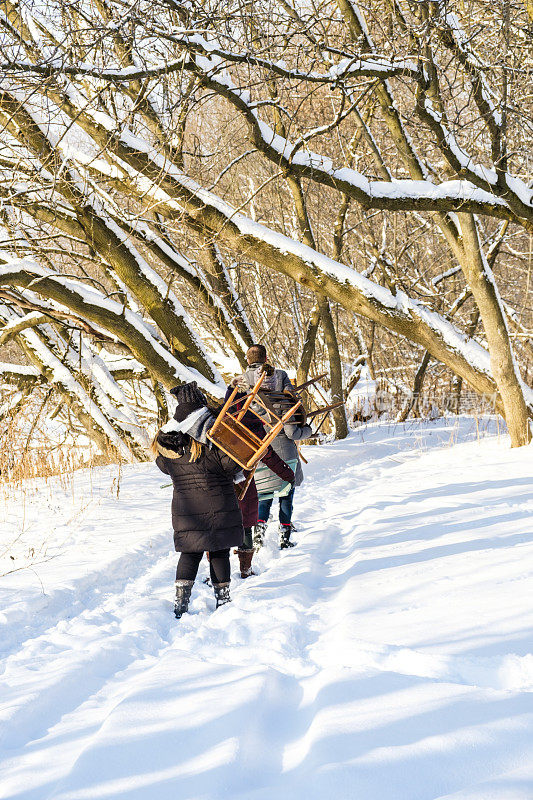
[[0, 391, 117, 489], [0, 392, 124, 579]]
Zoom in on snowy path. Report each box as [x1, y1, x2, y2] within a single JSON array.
[[1, 419, 532, 800]]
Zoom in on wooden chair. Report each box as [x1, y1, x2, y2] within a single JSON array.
[[206, 371, 303, 470]]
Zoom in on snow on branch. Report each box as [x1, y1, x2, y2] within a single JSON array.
[[0, 259, 225, 397], [0, 362, 39, 377], [0, 304, 136, 457], [104, 209, 250, 357], [5, 43, 529, 227], [63, 143, 533, 410], [0, 361, 40, 386], [104, 354, 148, 380], [42, 323, 151, 454], [4, 0, 532, 224], [0, 311, 48, 345], [162, 30, 420, 82], [76, 190, 224, 388], [19, 326, 135, 460], [0, 57, 190, 82], [181, 53, 532, 226], [109, 154, 531, 409], [435, 7, 503, 133]]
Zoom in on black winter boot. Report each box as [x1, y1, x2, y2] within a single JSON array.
[[236, 548, 256, 578], [279, 523, 296, 549], [213, 581, 231, 608], [174, 579, 194, 619], [253, 521, 267, 552]]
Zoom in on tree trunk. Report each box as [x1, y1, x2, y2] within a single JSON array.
[[296, 300, 321, 386], [397, 350, 431, 422], [283, 170, 348, 439], [458, 215, 531, 446], [318, 297, 349, 440]]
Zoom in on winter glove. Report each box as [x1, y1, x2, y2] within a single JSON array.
[[230, 374, 249, 392], [171, 381, 207, 422]]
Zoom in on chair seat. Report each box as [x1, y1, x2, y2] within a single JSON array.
[[208, 416, 263, 469]]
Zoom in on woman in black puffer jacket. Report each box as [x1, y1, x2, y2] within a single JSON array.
[[155, 382, 244, 619]]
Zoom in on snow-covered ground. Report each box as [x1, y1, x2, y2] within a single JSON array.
[[1, 417, 532, 800]]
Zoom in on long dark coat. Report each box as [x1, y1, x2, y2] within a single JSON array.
[[156, 441, 244, 553]]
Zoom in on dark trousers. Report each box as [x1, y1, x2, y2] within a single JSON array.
[[242, 527, 253, 550], [176, 548, 230, 584], [258, 486, 295, 526]]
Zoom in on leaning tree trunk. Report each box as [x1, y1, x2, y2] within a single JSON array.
[[15, 330, 132, 460], [458, 215, 531, 446]]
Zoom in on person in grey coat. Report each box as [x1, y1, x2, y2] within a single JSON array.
[[241, 344, 312, 550]]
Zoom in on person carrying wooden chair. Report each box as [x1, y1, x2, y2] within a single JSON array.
[[237, 344, 313, 551], [219, 382, 296, 575]]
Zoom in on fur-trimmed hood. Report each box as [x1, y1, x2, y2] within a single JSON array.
[[155, 404, 219, 461], [155, 440, 183, 460]]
